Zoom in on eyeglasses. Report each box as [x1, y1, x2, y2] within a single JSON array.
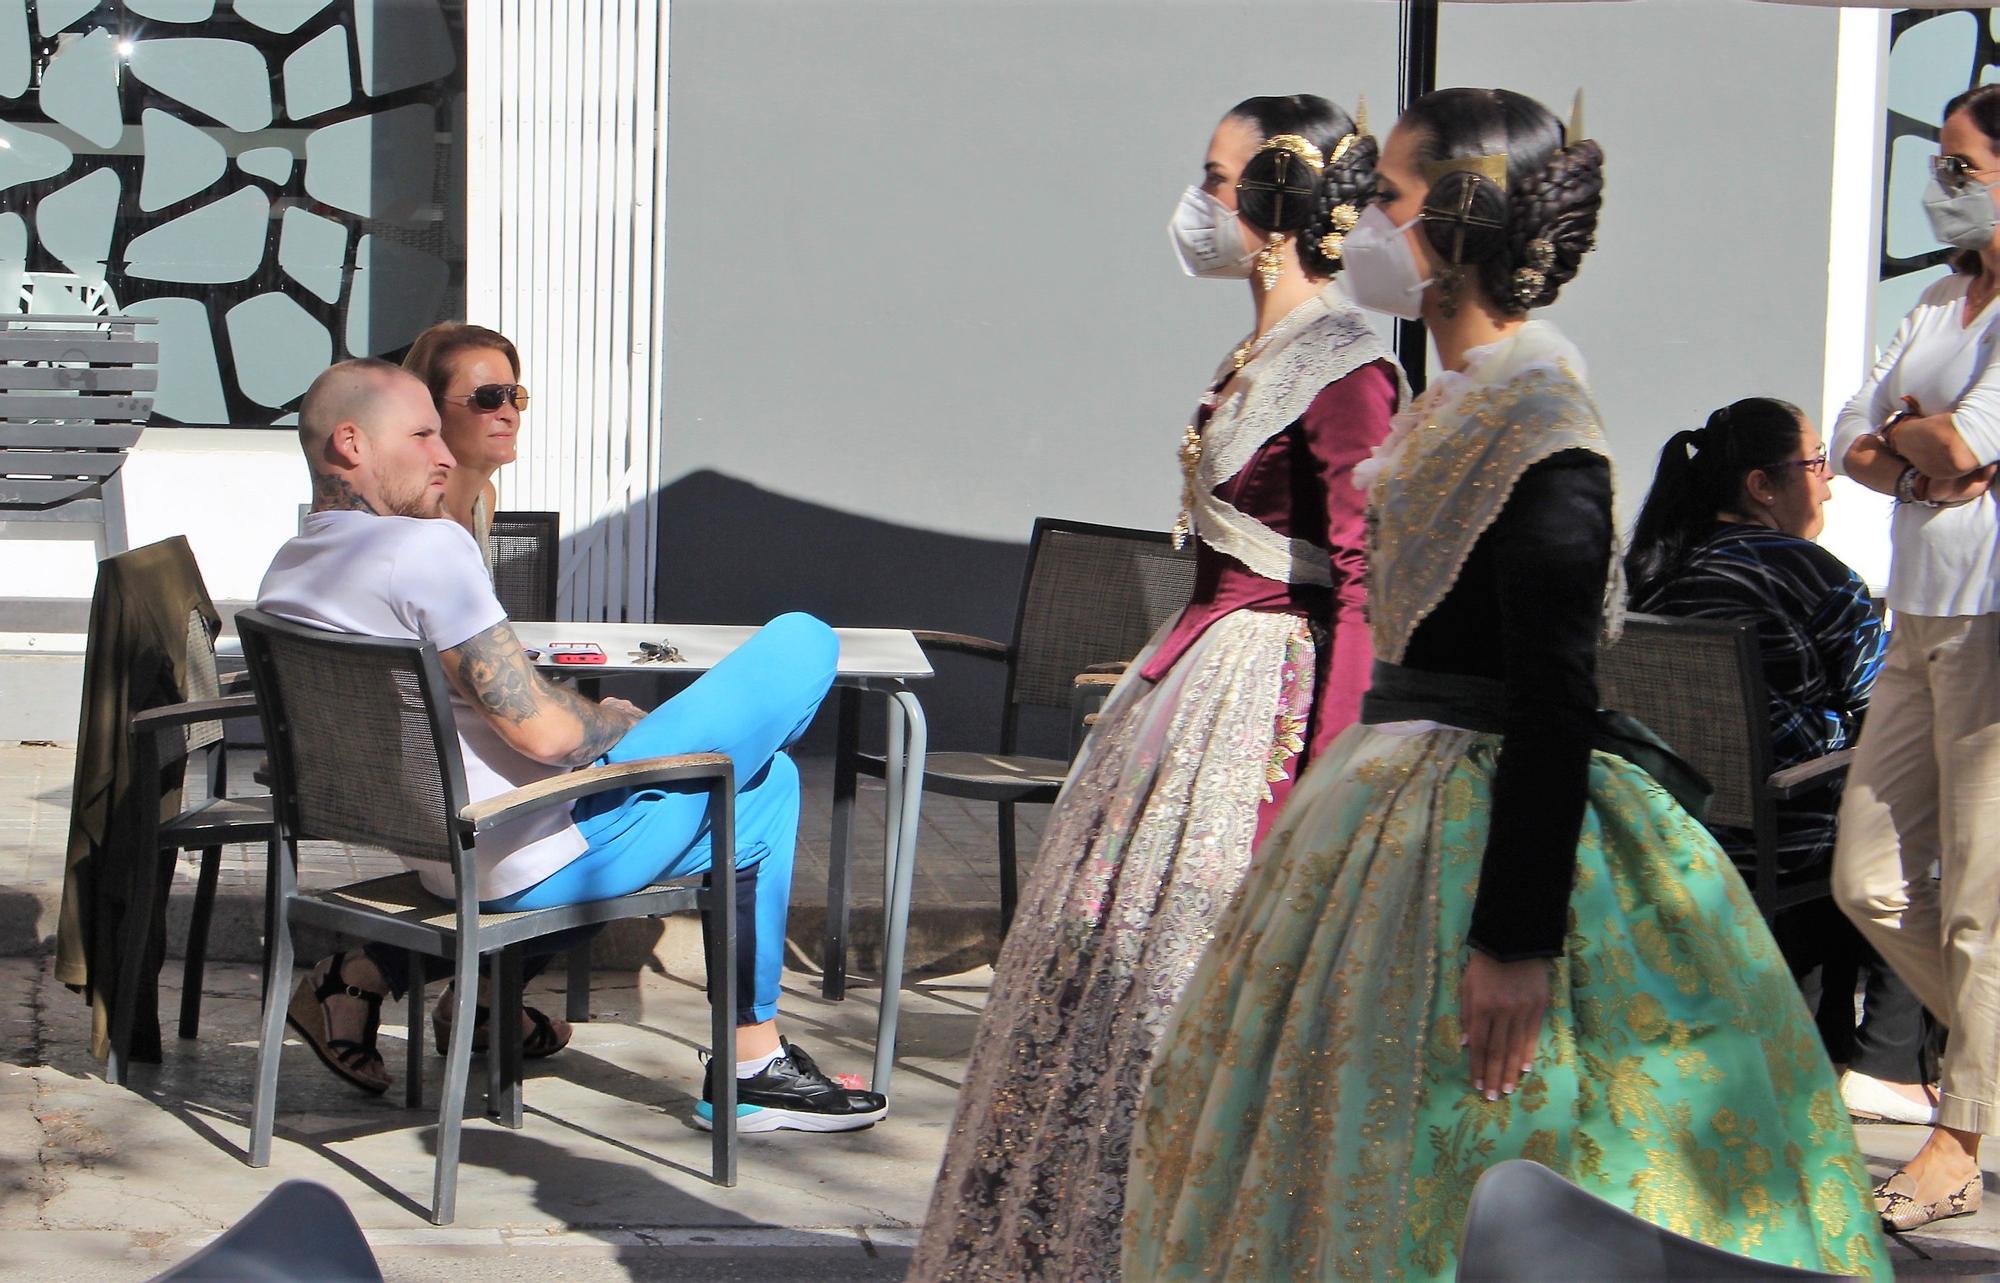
[[1932, 153, 2000, 191], [1768, 448, 1829, 476], [449, 383, 530, 413]]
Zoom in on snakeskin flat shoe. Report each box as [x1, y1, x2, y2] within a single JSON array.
[[1874, 1168, 1982, 1233]]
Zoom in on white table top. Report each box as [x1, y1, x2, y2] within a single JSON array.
[[510, 621, 933, 682]]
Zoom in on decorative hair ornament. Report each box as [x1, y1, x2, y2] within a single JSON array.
[[1320, 203, 1361, 261], [1355, 94, 1370, 138], [1260, 133, 1326, 173], [1418, 152, 1509, 191], [1314, 129, 1368, 263], [1569, 88, 1585, 143], [1424, 170, 1508, 317], [1510, 237, 1556, 309]]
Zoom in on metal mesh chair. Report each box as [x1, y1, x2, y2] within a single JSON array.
[[1456, 1160, 1838, 1280], [1596, 613, 1852, 920], [235, 609, 740, 1224], [823, 518, 1194, 992], [485, 510, 559, 621], [102, 546, 273, 1086]]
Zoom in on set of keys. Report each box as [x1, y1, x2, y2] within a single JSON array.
[[628, 639, 686, 664]]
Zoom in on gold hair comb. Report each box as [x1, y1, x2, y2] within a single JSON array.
[[1260, 134, 1326, 173], [1418, 153, 1509, 191]]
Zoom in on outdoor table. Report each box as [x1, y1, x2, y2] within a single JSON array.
[[512, 620, 932, 1095]]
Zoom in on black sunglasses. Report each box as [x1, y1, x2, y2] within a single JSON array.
[[1933, 153, 2000, 191], [451, 383, 530, 413]]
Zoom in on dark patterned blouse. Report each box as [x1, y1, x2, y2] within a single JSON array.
[[1631, 520, 1887, 876]]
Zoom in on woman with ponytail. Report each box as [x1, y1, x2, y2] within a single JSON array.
[[908, 94, 1398, 1282], [1127, 89, 1888, 1280], [1631, 401, 1929, 1130]]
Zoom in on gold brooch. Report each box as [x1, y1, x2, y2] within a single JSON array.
[[1319, 203, 1360, 260]]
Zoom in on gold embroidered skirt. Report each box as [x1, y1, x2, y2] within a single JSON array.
[[908, 609, 1318, 1282], [1124, 725, 1890, 1281]]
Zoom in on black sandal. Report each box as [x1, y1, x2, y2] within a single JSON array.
[[285, 952, 391, 1095], [431, 996, 572, 1059]]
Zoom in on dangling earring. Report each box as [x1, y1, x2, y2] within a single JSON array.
[[1255, 233, 1286, 290], [1436, 265, 1464, 319]]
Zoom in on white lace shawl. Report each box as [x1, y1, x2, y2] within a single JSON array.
[[1361, 320, 1626, 664], [1188, 282, 1398, 585]]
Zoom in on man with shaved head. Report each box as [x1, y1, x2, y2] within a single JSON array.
[[253, 359, 887, 1132], [293, 358, 454, 519]]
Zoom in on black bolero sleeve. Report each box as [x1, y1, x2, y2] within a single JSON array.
[[1404, 449, 1613, 961], [1469, 451, 1612, 959]]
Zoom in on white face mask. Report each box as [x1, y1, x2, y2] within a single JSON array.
[[1168, 185, 1256, 279], [1340, 204, 1432, 321], [1923, 175, 2000, 251]]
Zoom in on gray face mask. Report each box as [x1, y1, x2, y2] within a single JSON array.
[[1922, 176, 2000, 251]]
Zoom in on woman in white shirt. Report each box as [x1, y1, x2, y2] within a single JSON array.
[[1831, 82, 2000, 1234]]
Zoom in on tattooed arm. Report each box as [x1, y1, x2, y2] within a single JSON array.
[[441, 621, 643, 767]]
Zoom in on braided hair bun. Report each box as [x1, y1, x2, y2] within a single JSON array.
[[1404, 88, 1605, 314], [1299, 132, 1379, 278], [1223, 94, 1369, 281], [1498, 139, 1603, 313]]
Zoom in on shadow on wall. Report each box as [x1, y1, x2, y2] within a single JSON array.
[[653, 469, 1076, 758]]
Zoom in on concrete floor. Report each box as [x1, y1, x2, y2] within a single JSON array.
[[0, 953, 988, 1280], [6, 742, 2000, 1279]]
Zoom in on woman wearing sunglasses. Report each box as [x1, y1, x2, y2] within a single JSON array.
[[402, 322, 531, 554], [1628, 398, 1931, 1129], [1830, 82, 2000, 1234]]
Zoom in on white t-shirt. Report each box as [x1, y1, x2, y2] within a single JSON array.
[[1831, 274, 2000, 617], [256, 511, 587, 899]]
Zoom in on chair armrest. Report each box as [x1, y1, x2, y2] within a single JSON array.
[[1073, 672, 1122, 689], [461, 753, 734, 833], [220, 671, 256, 695], [1767, 749, 1854, 801], [911, 630, 1010, 662], [1081, 661, 1129, 675], [130, 694, 260, 734]]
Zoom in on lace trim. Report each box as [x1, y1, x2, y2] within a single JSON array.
[[1366, 324, 1625, 663], [1187, 284, 1397, 585]]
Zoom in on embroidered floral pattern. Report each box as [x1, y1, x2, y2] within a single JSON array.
[[1364, 322, 1626, 665], [1126, 726, 1891, 1282], [909, 611, 1319, 1283], [1262, 628, 1313, 801]]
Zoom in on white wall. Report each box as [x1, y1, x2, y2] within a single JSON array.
[[0, 426, 306, 608], [662, 0, 1865, 563]]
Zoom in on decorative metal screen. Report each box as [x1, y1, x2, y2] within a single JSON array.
[[0, 1, 466, 425]]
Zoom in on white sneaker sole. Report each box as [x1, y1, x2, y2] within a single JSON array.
[[693, 1101, 889, 1134]]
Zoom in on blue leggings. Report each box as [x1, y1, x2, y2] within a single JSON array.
[[481, 612, 837, 1026]]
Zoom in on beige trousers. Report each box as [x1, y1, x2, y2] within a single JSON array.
[[1834, 612, 2000, 1134]]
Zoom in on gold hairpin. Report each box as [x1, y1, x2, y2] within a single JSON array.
[[1261, 134, 1326, 173], [1569, 88, 1586, 142], [1418, 153, 1509, 191], [1354, 94, 1369, 138]]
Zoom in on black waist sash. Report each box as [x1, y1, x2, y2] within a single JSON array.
[[1358, 661, 1713, 822]]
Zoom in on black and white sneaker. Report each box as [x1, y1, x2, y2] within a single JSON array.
[[693, 1037, 888, 1134]]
